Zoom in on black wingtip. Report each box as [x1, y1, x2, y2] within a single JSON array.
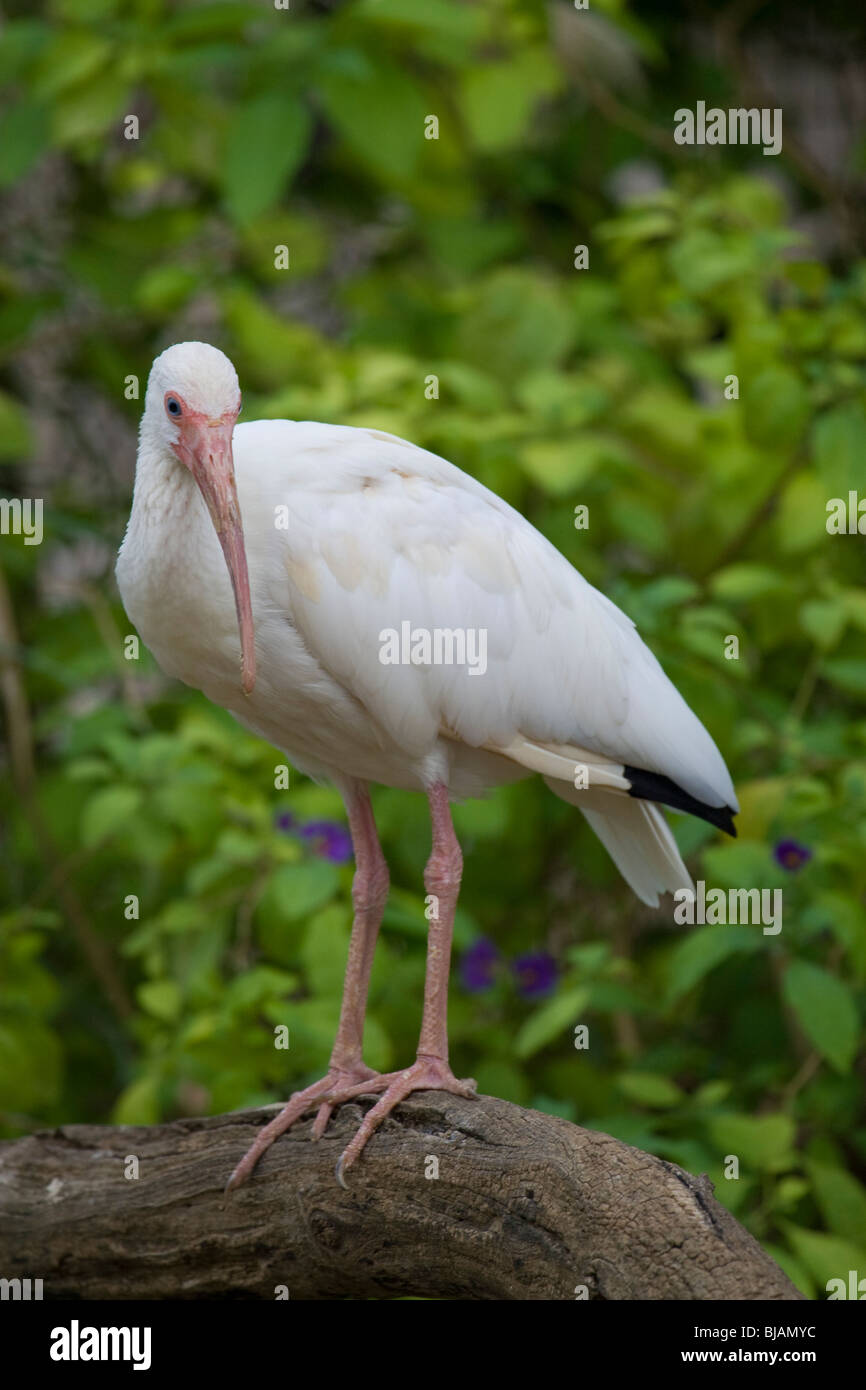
[[623, 766, 738, 837]]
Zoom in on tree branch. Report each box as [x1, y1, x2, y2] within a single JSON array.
[[0, 1093, 804, 1300]]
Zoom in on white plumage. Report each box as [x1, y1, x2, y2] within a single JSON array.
[[117, 341, 738, 1185], [118, 344, 736, 904]]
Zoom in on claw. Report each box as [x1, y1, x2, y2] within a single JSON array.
[[328, 1058, 477, 1183], [228, 1064, 381, 1189], [230, 1058, 475, 1190]]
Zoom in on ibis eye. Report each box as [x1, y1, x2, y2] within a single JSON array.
[[166, 397, 182, 417]]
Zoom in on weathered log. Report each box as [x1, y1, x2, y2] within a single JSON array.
[[0, 1092, 803, 1300]]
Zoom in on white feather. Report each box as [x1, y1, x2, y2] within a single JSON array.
[[545, 778, 693, 907], [117, 343, 737, 908]]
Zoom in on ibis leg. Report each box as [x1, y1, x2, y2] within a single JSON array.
[[325, 782, 477, 1186], [226, 782, 388, 1191]]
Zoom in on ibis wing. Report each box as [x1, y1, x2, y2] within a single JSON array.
[[249, 421, 736, 812]]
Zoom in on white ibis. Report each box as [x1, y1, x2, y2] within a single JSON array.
[[116, 341, 738, 1188]]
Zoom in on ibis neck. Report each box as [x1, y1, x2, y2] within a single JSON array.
[[121, 437, 220, 590], [118, 435, 234, 632], [130, 436, 202, 526]]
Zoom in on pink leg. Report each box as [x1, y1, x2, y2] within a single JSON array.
[[327, 783, 477, 1186], [226, 782, 388, 1191]]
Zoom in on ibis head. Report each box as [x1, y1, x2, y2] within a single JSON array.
[[145, 342, 256, 694]]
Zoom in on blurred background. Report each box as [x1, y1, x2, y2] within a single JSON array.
[[1, 0, 865, 1298]]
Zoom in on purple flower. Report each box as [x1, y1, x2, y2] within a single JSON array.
[[300, 820, 354, 865], [774, 839, 812, 872], [512, 951, 557, 1000], [460, 938, 500, 993], [274, 810, 354, 864]]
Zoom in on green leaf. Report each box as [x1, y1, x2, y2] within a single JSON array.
[[300, 904, 349, 997], [221, 285, 326, 386], [258, 860, 340, 924], [668, 229, 756, 293], [134, 265, 199, 316], [700, 840, 782, 889], [112, 1074, 160, 1126], [0, 1020, 61, 1110], [223, 966, 298, 1012], [775, 472, 831, 554], [426, 215, 521, 274], [692, 1080, 732, 1108], [617, 1071, 683, 1108], [799, 598, 847, 649], [0, 390, 32, 458], [318, 60, 428, 180], [821, 659, 866, 697], [707, 1112, 795, 1171], [782, 962, 858, 1072], [452, 794, 509, 838], [458, 268, 576, 374], [665, 925, 762, 1002], [52, 70, 128, 147], [813, 402, 866, 495], [473, 1059, 530, 1106], [806, 1160, 866, 1248], [782, 1225, 866, 1292], [0, 99, 49, 187], [162, 2, 254, 41], [844, 589, 866, 631], [33, 32, 113, 98], [635, 576, 701, 613], [224, 93, 311, 226], [520, 434, 625, 495], [354, 0, 486, 45], [81, 786, 143, 847], [532, 1093, 576, 1122], [731, 778, 789, 839], [761, 1243, 814, 1298], [518, 371, 608, 429], [811, 892, 866, 975], [710, 564, 787, 602], [513, 987, 589, 1059], [741, 367, 809, 450], [137, 979, 182, 1023], [461, 48, 560, 151]]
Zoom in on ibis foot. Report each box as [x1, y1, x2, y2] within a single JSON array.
[[324, 1053, 478, 1188], [225, 1062, 380, 1193]]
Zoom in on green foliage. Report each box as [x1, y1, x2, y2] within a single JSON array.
[[0, 0, 864, 1300]]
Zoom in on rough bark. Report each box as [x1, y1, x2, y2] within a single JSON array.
[[0, 1092, 803, 1301]]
